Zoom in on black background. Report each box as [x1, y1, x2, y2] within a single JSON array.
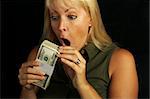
[[1, 0, 149, 98]]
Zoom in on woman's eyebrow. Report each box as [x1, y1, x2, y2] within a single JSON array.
[[65, 8, 76, 13], [50, 9, 56, 13], [49, 7, 76, 14]]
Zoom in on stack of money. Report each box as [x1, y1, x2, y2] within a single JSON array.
[[33, 40, 59, 90]]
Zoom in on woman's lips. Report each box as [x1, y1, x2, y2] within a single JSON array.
[[60, 38, 70, 46]]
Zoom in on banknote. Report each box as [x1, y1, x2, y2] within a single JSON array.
[[33, 40, 59, 90]]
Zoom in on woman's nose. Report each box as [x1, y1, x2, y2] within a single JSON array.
[[58, 19, 67, 32]]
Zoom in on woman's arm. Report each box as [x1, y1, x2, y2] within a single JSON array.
[[59, 46, 138, 99], [19, 47, 42, 99], [76, 81, 103, 99], [77, 48, 139, 99], [20, 85, 38, 99], [108, 48, 139, 99]]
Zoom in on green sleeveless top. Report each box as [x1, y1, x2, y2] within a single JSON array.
[[37, 42, 119, 98]]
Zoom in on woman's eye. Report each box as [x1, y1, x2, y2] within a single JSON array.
[[50, 16, 59, 21], [68, 15, 77, 20]]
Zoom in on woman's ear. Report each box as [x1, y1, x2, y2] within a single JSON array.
[[88, 26, 92, 33], [88, 18, 92, 33], [88, 18, 92, 27]]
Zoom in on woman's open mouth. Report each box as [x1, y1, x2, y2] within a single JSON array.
[[60, 38, 70, 46]]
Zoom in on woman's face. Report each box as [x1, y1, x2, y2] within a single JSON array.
[[49, 0, 91, 50]]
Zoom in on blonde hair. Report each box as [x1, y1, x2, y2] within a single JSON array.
[[40, 0, 112, 51]]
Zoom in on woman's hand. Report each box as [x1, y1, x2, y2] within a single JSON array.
[[58, 46, 88, 89], [18, 61, 45, 89]]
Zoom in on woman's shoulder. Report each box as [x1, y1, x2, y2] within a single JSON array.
[[107, 42, 134, 63], [109, 48, 136, 77], [112, 48, 134, 60], [27, 46, 39, 61]]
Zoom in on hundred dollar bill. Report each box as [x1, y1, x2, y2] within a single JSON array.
[[33, 40, 59, 90]]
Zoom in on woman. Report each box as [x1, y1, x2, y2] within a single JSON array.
[[18, 0, 138, 98]]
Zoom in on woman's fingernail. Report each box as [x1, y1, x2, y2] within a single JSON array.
[[35, 61, 40, 65], [59, 49, 62, 53], [57, 53, 60, 57], [41, 72, 45, 75], [61, 58, 65, 62], [59, 46, 63, 48], [59, 46, 63, 50], [42, 76, 45, 80], [35, 80, 40, 82]]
